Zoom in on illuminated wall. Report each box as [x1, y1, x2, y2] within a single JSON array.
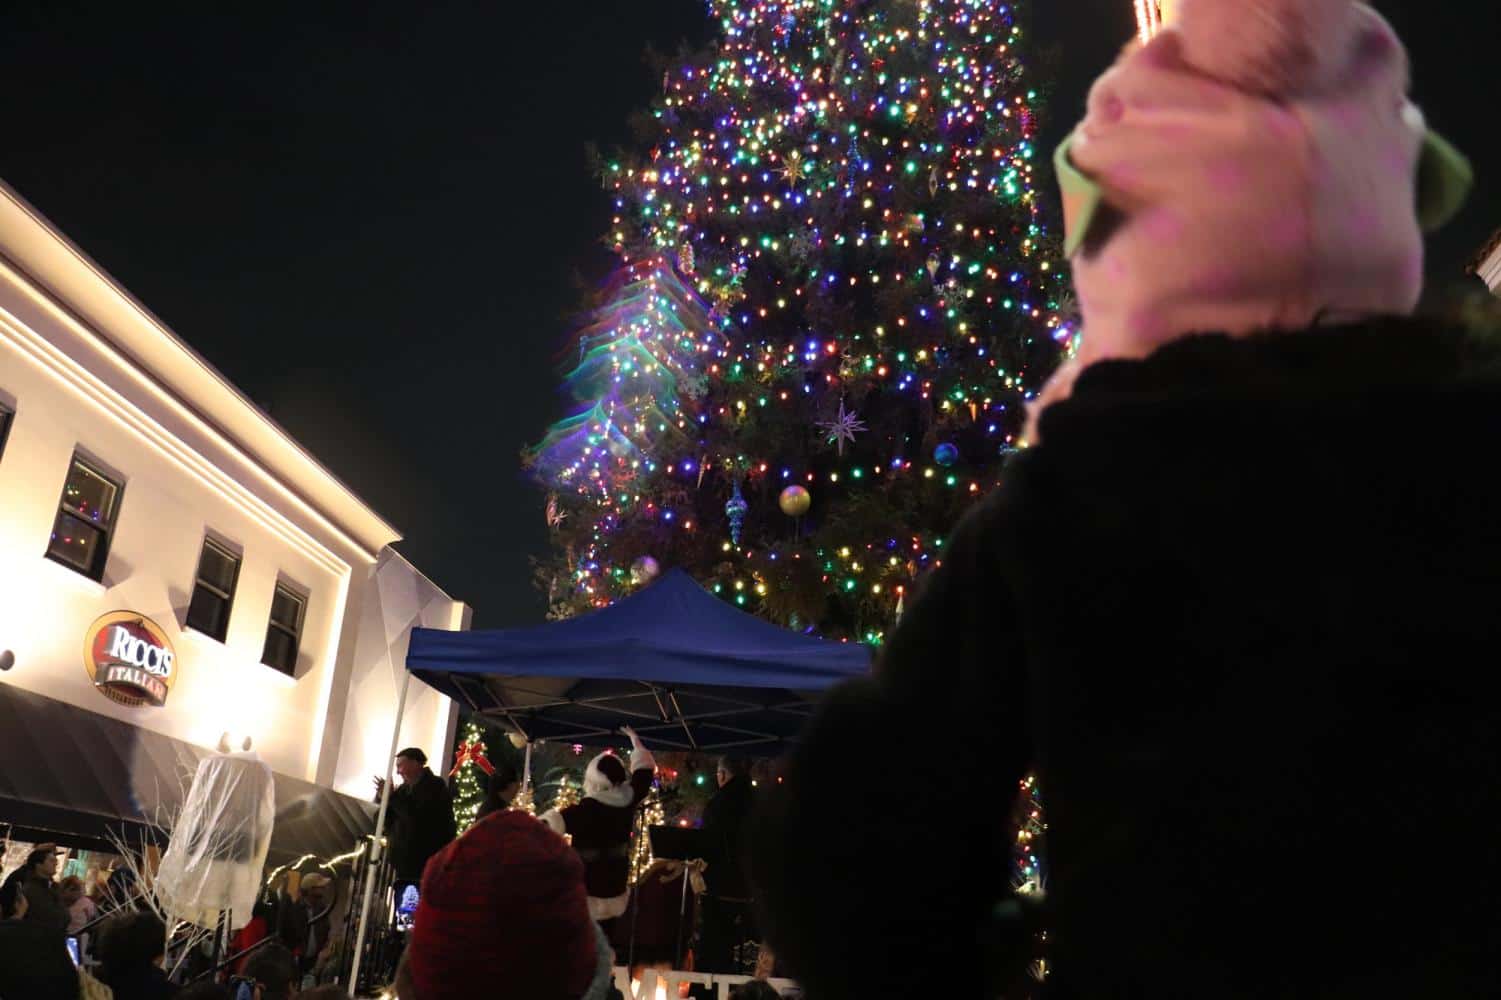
[[329, 550, 464, 799], [0, 180, 459, 794]]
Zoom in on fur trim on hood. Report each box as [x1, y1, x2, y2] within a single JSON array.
[[582, 746, 655, 808]]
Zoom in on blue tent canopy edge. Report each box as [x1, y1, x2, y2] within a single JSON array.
[[406, 569, 871, 753]]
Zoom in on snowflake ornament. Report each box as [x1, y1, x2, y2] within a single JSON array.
[[780, 149, 807, 184], [817, 399, 867, 456]]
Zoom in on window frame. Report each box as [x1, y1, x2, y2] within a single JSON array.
[[260, 581, 307, 677], [45, 452, 125, 582], [185, 535, 242, 642]]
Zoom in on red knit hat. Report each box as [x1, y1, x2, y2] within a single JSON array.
[[406, 811, 598, 1000]]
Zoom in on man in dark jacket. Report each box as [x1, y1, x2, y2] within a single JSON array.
[[375, 747, 456, 884], [751, 321, 1501, 998], [697, 755, 755, 974], [16, 845, 69, 935]]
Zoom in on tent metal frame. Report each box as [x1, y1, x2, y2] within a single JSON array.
[[448, 672, 816, 751]]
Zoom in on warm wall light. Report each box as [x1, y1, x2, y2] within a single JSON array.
[[1134, 0, 1162, 41]]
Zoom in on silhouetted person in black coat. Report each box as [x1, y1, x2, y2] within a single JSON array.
[[0, 875, 78, 1000], [698, 755, 755, 974], [752, 319, 1501, 998]]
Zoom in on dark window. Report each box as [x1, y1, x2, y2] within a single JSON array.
[[46, 454, 123, 581], [0, 400, 13, 462], [186, 537, 241, 641], [261, 583, 305, 676]]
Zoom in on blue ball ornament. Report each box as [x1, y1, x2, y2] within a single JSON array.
[[934, 442, 960, 467]]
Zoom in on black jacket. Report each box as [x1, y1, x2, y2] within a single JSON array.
[[21, 874, 69, 936], [388, 769, 457, 882], [700, 775, 755, 899], [0, 919, 78, 1000], [753, 319, 1501, 999], [101, 965, 177, 1000], [276, 896, 330, 967]]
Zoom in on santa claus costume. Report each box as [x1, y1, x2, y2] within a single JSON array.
[[540, 726, 656, 922]]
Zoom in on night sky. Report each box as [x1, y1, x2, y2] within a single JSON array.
[[2, 1, 1494, 627]]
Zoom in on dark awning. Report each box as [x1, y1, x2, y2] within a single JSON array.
[[0, 682, 373, 865]]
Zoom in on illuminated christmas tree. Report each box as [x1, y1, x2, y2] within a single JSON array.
[[531, 0, 1067, 640], [550, 774, 581, 813], [1013, 772, 1046, 896], [1013, 772, 1049, 989], [512, 783, 536, 816], [629, 789, 668, 885], [450, 721, 496, 834]]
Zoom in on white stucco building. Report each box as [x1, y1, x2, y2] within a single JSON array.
[[0, 179, 462, 858]]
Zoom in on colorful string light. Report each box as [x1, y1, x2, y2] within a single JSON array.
[[531, 0, 1066, 641]]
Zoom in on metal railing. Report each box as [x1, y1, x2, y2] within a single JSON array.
[[340, 838, 400, 994], [187, 899, 337, 984]]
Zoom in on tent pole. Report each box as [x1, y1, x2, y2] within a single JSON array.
[[348, 670, 413, 997], [627, 804, 643, 971], [675, 857, 690, 970]]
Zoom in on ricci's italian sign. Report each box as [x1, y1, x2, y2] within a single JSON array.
[[83, 612, 177, 708]]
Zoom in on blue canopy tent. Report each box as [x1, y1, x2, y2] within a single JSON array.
[[349, 570, 872, 986], [404, 569, 872, 753]]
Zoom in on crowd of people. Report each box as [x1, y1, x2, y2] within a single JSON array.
[[0, 843, 351, 1000], [0, 735, 767, 1000], [379, 731, 764, 1000]]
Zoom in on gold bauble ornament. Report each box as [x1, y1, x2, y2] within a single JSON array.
[[778, 485, 812, 517]]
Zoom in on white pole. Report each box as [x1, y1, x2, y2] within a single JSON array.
[[522, 741, 533, 794], [347, 670, 413, 997]]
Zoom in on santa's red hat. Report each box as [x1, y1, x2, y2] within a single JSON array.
[[406, 810, 612, 1000]]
